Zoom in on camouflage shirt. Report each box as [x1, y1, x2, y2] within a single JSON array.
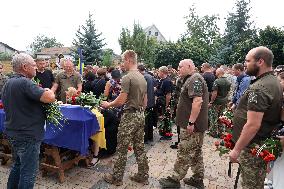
[[0, 73, 8, 97]]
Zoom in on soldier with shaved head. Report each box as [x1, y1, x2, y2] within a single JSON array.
[[159, 59, 209, 189], [208, 67, 231, 137]]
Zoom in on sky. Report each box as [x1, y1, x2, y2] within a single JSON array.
[[1, 0, 283, 54]]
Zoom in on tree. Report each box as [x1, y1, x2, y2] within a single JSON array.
[[118, 23, 158, 67], [180, 6, 221, 65], [73, 12, 105, 65], [101, 49, 113, 67], [259, 26, 284, 66], [29, 34, 63, 54], [215, 0, 257, 65]]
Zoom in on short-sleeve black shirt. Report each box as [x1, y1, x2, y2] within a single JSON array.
[[35, 69, 54, 89], [202, 72, 215, 92], [2, 74, 45, 141], [155, 77, 173, 97]]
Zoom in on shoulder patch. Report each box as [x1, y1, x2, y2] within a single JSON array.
[[248, 91, 258, 104], [193, 80, 202, 94]]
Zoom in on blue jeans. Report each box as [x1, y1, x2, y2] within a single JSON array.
[[7, 137, 41, 189]]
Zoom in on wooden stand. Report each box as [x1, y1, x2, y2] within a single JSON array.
[[40, 145, 91, 183]]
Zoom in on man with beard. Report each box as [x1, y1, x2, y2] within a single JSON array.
[[159, 59, 208, 189], [229, 46, 282, 189]]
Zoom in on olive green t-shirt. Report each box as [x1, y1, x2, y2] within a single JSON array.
[[176, 73, 209, 132], [212, 76, 231, 105], [121, 70, 147, 110], [232, 72, 283, 144], [55, 71, 82, 103]]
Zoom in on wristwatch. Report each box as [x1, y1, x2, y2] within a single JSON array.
[[187, 121, 195, 126]]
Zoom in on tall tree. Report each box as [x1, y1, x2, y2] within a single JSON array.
[[214, 0, 257, 64], [73, 12, 105, 65], [29, 34, 63, 54], [118, 23, 158, 67], [259, 26, 284, 66]]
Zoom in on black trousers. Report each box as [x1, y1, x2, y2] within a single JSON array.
[[144, 107, 155, 142]]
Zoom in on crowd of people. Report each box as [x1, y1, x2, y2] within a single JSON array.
[[0, 46, 284, 189]]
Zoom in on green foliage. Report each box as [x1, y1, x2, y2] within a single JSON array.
[[153, 6, 221, 68], [73, 12, 106, 65], [118, 23, 158, 68], [0, 52, 12, 61], [29, 34, 63, 54], [102, 49, 113, 67], [214, 0, 257, 65], [259, 26, 284, 66]]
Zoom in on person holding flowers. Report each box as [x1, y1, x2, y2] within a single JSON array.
[[229, 46, 283, 189], [1, 53, 56, 189]]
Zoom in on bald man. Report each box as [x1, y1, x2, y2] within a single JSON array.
[[159, 59, 209, 188], [51, 59, 82, 103], [208, 68, 231, 138]]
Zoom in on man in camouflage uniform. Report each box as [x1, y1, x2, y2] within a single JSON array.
[[208, 68, 231, 137], [101, 50, 149, 186], [159, 59, 209, 189], [0, 62, 8, 97], [229, 46, 282, 189]]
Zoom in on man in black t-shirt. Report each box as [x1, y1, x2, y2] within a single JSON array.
[[201, 63, 215, 95], [34, 58, 54, 89], [2, 53, 55, 188]]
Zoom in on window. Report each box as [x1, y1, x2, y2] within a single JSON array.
[[148, 31, 151, 35], [155, 32, 159, 36]]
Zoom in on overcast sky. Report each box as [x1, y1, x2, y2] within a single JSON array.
[[1, 0, 283, 54]]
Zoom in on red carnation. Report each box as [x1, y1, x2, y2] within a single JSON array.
[[251, 148, 257, 156], [263, 153, 275, 162]]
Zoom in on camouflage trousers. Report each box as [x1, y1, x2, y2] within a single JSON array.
[[208, 104, 226, 137], [239, 149, 266, 189], [169, 128, 204, 181], [112, 111, 149, 181]]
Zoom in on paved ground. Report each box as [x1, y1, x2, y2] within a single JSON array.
[[0, 128, 241, 189]]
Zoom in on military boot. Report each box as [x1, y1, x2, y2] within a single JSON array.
[[159, 176, 181, 188], [103, 173, 123, 186], [183, 177, 204, 189], [129, 174, 149, 185]]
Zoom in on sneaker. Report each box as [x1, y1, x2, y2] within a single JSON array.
[[129, 174, 149, 185], [159, 176, 181, 188], [103, 173, 123, 186], [183, 177, 204, 189]]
